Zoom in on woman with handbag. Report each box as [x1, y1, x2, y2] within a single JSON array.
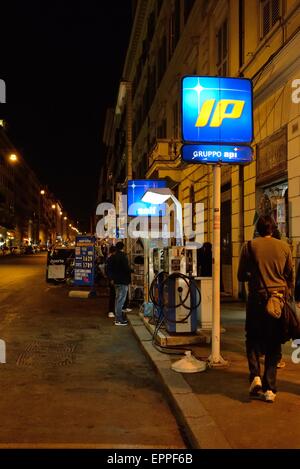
[[238, 215, 294, 403]]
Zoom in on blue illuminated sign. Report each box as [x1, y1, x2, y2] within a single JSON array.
[[181, 76, 253, 144], [127, 179, 167, 216], [74, 236, 95, 286], [182, 144, 253, 164]]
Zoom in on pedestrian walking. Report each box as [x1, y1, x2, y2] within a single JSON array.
[[197, 242, 212, 277], [109, 241, 132, 326], [105, 245, 116, 318], [237, 215, 293, 403]]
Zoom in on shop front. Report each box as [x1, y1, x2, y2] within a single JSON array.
[[255, 126, 288, 241]]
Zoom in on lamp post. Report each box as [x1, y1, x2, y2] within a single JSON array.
[[7, 153, 18, 249], [210, 164, 227, 366], [64, 216, 68, 243], [38, 189, 45, 246]]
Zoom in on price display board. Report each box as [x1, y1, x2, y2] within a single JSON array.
[[74, 236, 95, 286]]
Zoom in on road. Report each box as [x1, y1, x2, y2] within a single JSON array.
[[0, 254, 187, 448]]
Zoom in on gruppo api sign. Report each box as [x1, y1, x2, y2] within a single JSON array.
[[181, 76, 253, 145]]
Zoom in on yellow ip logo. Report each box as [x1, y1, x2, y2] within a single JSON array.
[[195, 99, 245, 128]]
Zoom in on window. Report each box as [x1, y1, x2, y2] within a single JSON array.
[[216, 19, 228, 76], [147, 11, 155, 45], [184, 0, 196, 24], [261, 0, 280, 37], [157, 118, 167, 139], [239, 0, 245, 68], [169, 1, 180, 60], [157, 35, 167, 85]]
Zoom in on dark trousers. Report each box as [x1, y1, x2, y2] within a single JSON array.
[[246, 338, 282, 393], [108, 282, 115, 313], [246, 294, 283, 393]]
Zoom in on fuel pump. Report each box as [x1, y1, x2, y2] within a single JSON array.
[[149, 246, 200, 335]]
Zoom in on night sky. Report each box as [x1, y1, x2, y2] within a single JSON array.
[[1, 0, 133, 231]]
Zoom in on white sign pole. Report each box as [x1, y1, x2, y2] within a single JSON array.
[[209, 164, 228, 367]]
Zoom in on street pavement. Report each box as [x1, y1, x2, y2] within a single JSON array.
[[1, 254, 300, 449], [128, 302, 300, 449], [0, 254, 186, 448]]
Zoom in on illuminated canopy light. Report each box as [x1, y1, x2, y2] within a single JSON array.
[[141, 188, 173, 205]]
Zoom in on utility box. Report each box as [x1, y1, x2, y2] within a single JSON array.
[[195, 277, 213, 330]]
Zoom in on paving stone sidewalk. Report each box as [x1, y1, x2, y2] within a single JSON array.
[[128, 302, 300, 449]]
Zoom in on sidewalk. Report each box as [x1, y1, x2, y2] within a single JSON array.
[[127, 302, 300, 449]]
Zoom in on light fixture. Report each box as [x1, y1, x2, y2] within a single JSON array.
[[64, 216, 67, 220], [9, 154, 18, 162], [52, 204, 56, 209], [40, 190, 45, 195], [141, 188, 183, 245]]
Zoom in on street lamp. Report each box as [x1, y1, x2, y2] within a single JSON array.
[[141, 187, 183, 245], [37, 189, 46, 245], [9, 153, 18, 163]]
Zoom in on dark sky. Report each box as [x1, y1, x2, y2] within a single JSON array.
[[1, 0, 133, 231]]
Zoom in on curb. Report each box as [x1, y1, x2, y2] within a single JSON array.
[[128, 313, 231, 449]]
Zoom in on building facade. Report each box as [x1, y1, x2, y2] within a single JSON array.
[[100, 0, 300, 298], [0, 123, 74, 250]]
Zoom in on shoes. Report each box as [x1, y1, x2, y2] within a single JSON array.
[[277, 360, 286, 369], [263, 390, 276, 403], [108, 312, 115, 318], [122, 308, 132, 313], [249, 376, 262, 398], [114, 320, 128, 326]]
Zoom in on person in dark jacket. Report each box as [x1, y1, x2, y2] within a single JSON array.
[[106, 245, 116, 318], [109, 241, 132, 326], [197, 242, 212, 277], [237, 215, 293, 403]]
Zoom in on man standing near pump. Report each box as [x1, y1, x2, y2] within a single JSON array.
[[109, 241, 132, 326]]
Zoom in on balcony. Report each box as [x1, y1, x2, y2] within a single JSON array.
[[146, 138, 183, 181]]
